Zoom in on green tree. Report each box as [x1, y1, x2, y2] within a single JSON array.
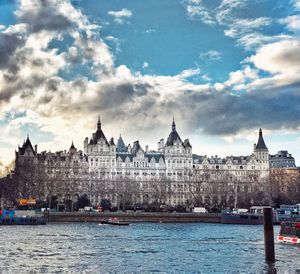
[[77, 194, 90, 210], [100, 198, 112, 211]]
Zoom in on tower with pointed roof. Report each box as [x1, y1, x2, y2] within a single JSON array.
[[84, 116, 116, 174], [15, 135, 38, 167], [69, 141, 77, 155], [253, 128, 269, 168], [164, 118, 193, 179], [116, 134, 128, 153]]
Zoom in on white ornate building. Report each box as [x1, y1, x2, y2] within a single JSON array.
[[14, 117, 270, 209]]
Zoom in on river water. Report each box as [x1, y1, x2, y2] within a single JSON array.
[[0, 223, 299, 273]]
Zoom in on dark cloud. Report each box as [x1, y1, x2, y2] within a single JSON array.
[[0, 33, 25, 69], [176, 86, 300, 135], [92, 82, 152, 111]]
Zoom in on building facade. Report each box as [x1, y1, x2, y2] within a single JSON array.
[[269, 150, 296, 168], [13, 117, 271, 210]]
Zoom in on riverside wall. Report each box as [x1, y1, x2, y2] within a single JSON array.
[[48, 212, 220, 223]]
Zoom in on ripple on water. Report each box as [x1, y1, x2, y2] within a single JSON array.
[[0, 223, 299, 273]]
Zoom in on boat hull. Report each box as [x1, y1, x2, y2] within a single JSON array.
[[100, 220, 129, 226], [0, 216, 46, 225], [221, 213, 264, 225]]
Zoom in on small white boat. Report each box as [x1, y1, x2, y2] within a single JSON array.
[[100, 217, 129, 226]]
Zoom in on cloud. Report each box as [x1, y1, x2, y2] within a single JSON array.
[[1, 0, 300, 164], [236, 33, 291, 51], [0, 32, 25, 69], [249, 39, 300, 75], [108, 8, 133, 24], [199, 50, 222, 61], [292, 0, 300, 10], [280, 15, 300, 32], [184, 0, 216, 25], [223, 17, 272, 38], [216, 0, 248, 25], [183, 0, 275, 51]]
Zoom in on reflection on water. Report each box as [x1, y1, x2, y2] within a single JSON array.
[[0, 223, 299, 273]]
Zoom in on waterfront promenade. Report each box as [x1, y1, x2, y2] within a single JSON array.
[[48, 212, 220, 223]]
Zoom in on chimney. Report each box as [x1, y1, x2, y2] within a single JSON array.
[[160, 138, 164, 149], [34, 145, 37, 154], [145, 145, 149, 152], [254, 143, 256, 151]]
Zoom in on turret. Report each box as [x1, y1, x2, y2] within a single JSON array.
[[254, 128, 269, 168], [254, 129, 268, 151], [109, 137, 116, 154], [165, 118, 183, 147], [84, 137, 88, 155], [97, 115, 101, 130], [69, 141, 77, 154]]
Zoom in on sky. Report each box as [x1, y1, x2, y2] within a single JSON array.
[[0, 0, 300, 165]]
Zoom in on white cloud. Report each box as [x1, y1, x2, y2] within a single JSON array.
[[237, 33, 291, 51], [223, 17, 272, 40], [185, 0, 216, 25], [1, 0, 300, 166], [222, 66, 258, 88], [292, 0, 300, 10], [183, 0, 274, 51], [280, 15, 300, 32], [142, 62, 149, 69], [108, 8, 132, 24], [199, 50, 222, 61], [145, 29, 156, 34], [216, 0, 248, 25], [249, 39, 300, 74], [176, 68, 201, 79], [202, 74, 211, 81]]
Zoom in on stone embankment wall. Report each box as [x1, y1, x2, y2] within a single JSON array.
[[48, 212, 220, 223]]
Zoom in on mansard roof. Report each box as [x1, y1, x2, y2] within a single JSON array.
[[116, 152, 164, 163], [131, 140, 143, 155], [145, 153, 165, 163], [193, 154, 251, 165], [270, 150, 294, 160], [255, 128, 268, 150], [116, 135, 128, 153], [165, 119, 183, 146], [183, 139, 192, 148], [18, 135, 35, 156], [91, 116, 109, 146], [117, 153, 133, 162], [193, 154, 203, 161]]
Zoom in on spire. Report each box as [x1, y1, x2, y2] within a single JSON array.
[[70, 141, 75, 150], [97, 115, 101, 130], [165, 117, 183, 147], [255, 128, 268, 150], [172, 116, 176, 131], [19, 135, 35, 156], [117, 134, 127, 153]]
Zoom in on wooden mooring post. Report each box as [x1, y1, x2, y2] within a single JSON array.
[[263, 207, 275, 262]]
